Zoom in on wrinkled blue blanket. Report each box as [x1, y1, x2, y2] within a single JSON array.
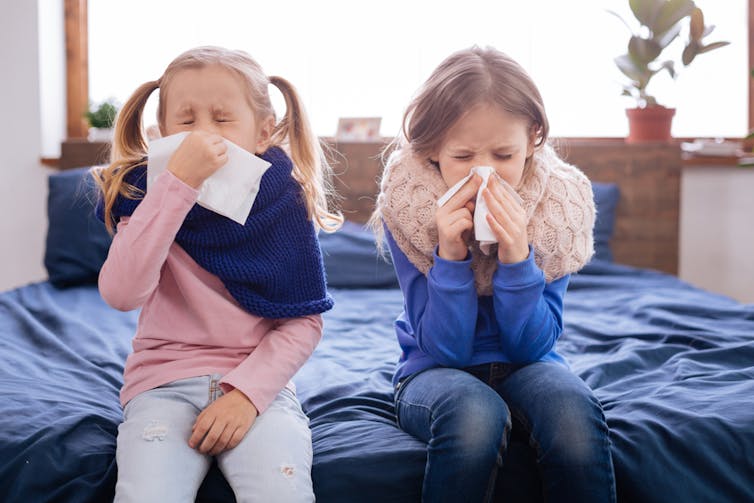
[[1, 261, 753, 502]]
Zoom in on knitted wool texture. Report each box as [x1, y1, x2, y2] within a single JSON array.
[[376, 144, 595, 295], [103, 147, 333, 318]]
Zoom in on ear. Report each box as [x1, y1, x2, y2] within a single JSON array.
[[255, 115, 276, 154]]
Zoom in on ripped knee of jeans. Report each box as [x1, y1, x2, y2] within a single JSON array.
[[142, 420, 168, 441]]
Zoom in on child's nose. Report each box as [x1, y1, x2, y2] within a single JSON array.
[[480, 155, 501, 170], [196, 118, 220, 135]]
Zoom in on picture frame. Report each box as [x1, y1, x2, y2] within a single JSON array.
[[335, 117, 382, 142]]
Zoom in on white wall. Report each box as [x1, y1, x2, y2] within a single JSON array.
[[0, 0, 50, 290], [38, 0, 66, 158], [680, 166, 754, 303]]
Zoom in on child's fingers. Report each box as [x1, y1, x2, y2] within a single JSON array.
[[483, 188, 527, 252], [483, 187, 513, 227], [489, 178, 525, 218], [484, 192, 517, 242], [437, 204, 475, 260], [449, 215, 473, 234], [208, 425, 237, 456], [198, 421, 227, 454], [444, 175, 482, 210], [484, 182, 530, 263], [441, 209, 474, 238], [226, 427, 248, 452], [188, 412, 214, 448], [486, 213, 512, 243], [213, 139, 228, 155], [485, 183, 525, 229], [206, 132, 225, 145]]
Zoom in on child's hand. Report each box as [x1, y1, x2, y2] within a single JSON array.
[[483, 177, 529, 264], [167, 131, 228, 189], [188, 388, 258, 456], [436, 174, 482, 261]]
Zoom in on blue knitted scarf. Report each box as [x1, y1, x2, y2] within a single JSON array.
[[100, 146, 333, 318]]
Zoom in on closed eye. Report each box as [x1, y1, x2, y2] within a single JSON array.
[[494, 153, 513, 160], [181, 120, 194, 125], [452, 155, 472, 160]]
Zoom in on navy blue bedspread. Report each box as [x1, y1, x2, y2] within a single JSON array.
[[1, 261, 753, 502]]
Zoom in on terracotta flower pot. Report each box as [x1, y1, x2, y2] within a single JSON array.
[[625, 106, 676, 144], [88, 127, 114, 142]]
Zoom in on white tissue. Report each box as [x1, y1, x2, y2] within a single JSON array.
[[437, 166, 522, 254], [147, 132, 271, 225]]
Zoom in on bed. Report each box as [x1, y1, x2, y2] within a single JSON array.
[[1, 140, 753, 502]]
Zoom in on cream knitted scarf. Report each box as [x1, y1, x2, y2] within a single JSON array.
[[376, 143, 595, 295]]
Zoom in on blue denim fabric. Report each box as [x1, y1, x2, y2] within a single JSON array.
[[395, 362, 616, 503]]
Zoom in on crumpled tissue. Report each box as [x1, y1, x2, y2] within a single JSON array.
[[437, 165, 522, 253], [147, 132, 271, 225]]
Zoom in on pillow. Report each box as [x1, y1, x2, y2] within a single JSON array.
[[43, 169, 399, 290], [319, 181, 620, 287], [319, 221, 399, 289], [591, 182, 620, 262], [41, 172, 616, 288], [45, 167, 112, 287]]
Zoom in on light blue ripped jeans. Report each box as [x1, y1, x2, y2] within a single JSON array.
[[114, 374, 314, 503]]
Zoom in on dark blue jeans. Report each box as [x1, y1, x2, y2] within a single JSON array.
[[394, 362, 616, 502]]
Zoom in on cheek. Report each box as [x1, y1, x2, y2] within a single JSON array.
[[497, 156, 527, 187], [232, 123, 263, 153], [163, 125, 187, 136], [231, 132, 260, 154], [438, 158, 470, 187]]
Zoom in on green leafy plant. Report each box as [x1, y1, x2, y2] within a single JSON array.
[[611, 0, 729, 107], [85, 99, 118, 129]]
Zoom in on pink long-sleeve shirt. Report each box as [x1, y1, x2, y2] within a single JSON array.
[[98, 170, 323, 413]]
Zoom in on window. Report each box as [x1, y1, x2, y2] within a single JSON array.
[[87, 0, 747, 138]]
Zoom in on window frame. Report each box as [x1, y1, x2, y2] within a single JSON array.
[[63, 0, 754, 142]]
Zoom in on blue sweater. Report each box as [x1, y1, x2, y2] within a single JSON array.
[[386, 230, 569, 386]]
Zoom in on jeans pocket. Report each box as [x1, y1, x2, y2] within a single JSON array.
[[394, 371, 420, 403]]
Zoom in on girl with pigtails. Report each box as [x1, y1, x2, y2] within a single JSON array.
[[94, 46, 341, 502]]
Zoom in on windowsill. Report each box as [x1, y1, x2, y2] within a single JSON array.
[[45, 136, 752, 171], [681, 154, 750, 167]]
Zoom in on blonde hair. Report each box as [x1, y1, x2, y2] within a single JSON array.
[[371, 45, 550, 241], [94, 46, 342, 233]]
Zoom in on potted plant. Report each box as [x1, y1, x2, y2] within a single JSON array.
[[612, 0, 729, 143], [85, 99, 119, 142]]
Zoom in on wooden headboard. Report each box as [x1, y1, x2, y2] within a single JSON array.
[[55, 137, 682, 274], [325, 139, 681, 275]]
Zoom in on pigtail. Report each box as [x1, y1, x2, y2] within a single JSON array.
[[268, 76, 342, 233], [92, 80, 159, 234]]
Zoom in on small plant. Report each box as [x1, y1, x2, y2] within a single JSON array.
[[611, 0, 729, 107], [85, 99, 118, 129]]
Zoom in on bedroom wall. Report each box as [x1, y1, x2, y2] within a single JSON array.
[[0, 0, 50, 290], [680, 166, 754, 304]]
